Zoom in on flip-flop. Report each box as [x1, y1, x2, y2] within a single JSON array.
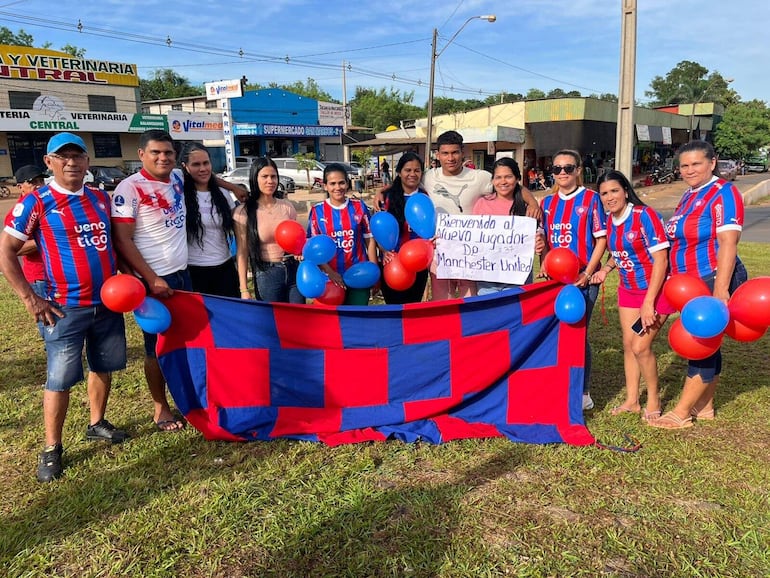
[[647, 411, 693, 429], [642, 409, 662, 422], [610, 405, 641, 416], [154, 419, 185, 432], [691, 407, 715, 420]]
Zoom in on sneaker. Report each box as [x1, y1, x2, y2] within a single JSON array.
[[37, 443, 63, 483], [86, 419, 129, 444], [582, 393, 595, 411]]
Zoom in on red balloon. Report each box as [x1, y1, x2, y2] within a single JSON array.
[[100, 274, 146, 313], [663, 274, 710, 312], [668, 318, 723, 360], [399, 239, 433, 272], [728, 276, 770, 329], [384, 255, 417, 291], [274, 220, 307, 255], [315, 280, 345, 306], [543, 248, 580, 284], [724, 317, 767, 342]]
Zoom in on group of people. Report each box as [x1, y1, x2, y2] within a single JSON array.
[[0, 127, 745, 482]]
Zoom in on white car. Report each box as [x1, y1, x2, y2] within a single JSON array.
[[219, 167, 295, 197], [45, 169, 95, 186], [270, 157, 325, 187]]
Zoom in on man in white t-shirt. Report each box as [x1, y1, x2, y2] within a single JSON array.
[[112, 130, 190, 432], [423, 130, 541, 300]]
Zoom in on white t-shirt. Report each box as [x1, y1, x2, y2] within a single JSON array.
[[112, 168, 187, 276], [187, 188, 235, 266], [422, 166, 493, 215]]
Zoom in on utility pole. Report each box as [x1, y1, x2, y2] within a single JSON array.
[[615, 0, 637, 179], [342, 60, 350, 162]]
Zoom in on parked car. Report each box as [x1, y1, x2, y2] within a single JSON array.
[[218, 167, 295, 198], [45, 169, 94, 186], [716, 160, 737, 181], [270, 157, 325, 187], [745, 156, 768, 172], [90, 166, 127, 190]]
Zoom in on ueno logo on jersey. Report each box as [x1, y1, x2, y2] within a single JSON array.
[[75, 221, 109, 251], [330, 228, 355, 252]]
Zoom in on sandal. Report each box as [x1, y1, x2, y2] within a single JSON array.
[[690, 407, 715, 420], [610, 405, 641, 416], [642, 409, 662, 422], [647, 411, 693, 429]]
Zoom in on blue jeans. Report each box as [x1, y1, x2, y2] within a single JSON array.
[[580, 283, 600, 393], [254, 260, 304, 304], [41, 304, 126, 392]]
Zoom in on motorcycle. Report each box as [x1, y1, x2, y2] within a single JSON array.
[[643, 166, 676, 186]]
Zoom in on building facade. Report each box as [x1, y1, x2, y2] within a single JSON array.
[[0, 44, 166, 178]]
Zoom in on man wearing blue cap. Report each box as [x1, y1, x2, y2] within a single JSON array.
[[0, 132, 128, 482]]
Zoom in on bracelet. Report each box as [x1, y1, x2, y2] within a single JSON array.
[[240, 288, 249, 293]]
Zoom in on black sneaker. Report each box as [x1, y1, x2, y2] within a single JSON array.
[[37, 443, 63, 483], [86, 419, 129, 444]]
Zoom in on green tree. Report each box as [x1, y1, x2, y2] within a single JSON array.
[[140, 68, 204, 101], [60, 43, 86, 58], [351, 146, 373, 193], [525, 88, 546, 100], [483, 92, 524, 105], [587, 93, 619, 102], [0, 26, 34, 46], [349, 87, 424, 132], [645, 60, 738, 107], [293, 152, 319, 190], [714, 100, 770, 159], [247, 77, 338, 103]]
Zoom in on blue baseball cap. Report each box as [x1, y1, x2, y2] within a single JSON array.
[[47, 132, 88, 154]]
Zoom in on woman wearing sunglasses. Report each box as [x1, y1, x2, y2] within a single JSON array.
[[539, 149, 607, 411]]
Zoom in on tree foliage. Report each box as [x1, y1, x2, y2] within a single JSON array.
[[645, 60, 738, 107], [714, 100, 770, 159], [349, 87, 424, 132], [140, 68, 204, 101], [0, 26, 34, 46], [248, 78, 337, 103], [60, 43, 86, 58], [293, 152, 318, 188], [526, 88, 547, 100]]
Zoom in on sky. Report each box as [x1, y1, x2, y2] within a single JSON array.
[[1, 0, 768, 107]]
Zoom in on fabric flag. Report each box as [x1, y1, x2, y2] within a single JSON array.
[[156, 282, 595, 446]]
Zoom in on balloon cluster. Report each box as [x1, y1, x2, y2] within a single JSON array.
[[100, 275, 171, 334], [663, 274, 769, 360], [543, 248, 586, 324], [370, 194, 436, 291]]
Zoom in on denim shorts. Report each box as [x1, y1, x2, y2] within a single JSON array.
[[141, 269, 192, 357], [41, 304, 127, 392]]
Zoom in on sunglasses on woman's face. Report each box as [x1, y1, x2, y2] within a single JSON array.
[[552, 164, 577, 174]]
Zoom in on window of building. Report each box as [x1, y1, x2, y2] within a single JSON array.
[[91, 134, 122, 159], [9, 91, 41, 109], [171, 104, 183, 111], [205, 100, 218, 109], [88, 95, 117, 112]]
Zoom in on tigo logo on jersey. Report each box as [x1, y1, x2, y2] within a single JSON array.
[[74, 221, 109, 251]]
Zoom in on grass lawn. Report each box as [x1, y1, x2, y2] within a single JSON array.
[[1, 244, 768, 577]]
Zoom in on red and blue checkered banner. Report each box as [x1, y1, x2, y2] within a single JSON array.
[[156, 281, 595, 446]]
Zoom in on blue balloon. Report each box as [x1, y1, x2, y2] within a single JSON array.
[[343, 262, 381, 289], [554, 285, 586, 324], [681, 295, 730, 338], [134, 297, 172, 334], [303, 234, 337, 265], [370, 211, 400, 251], [405, 193, 436, 239], [297, 262, 328, 299]]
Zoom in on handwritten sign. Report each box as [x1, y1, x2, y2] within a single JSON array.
[[434, 214, 537, 284]]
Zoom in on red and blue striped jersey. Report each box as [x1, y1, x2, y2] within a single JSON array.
[[307, 199, 373, 273], [540, 187, 606, 267], [664, 178, 743, 278], [607, 204, 669, 291], [3, 183, 116, 306]]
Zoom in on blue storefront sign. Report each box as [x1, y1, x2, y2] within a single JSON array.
[[233, 123, 342, 137]]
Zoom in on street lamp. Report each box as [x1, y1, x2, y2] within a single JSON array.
[[425, 15, 496, 160], [689, 77, 733, 141]]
